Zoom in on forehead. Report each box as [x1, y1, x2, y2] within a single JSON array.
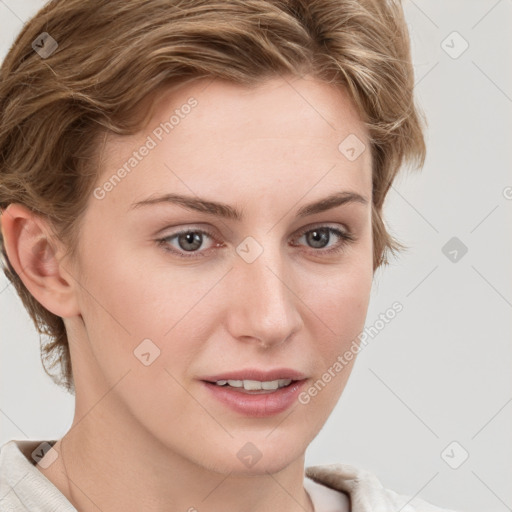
[[146, 75, 368, 146], [92, 75, 372, 216]]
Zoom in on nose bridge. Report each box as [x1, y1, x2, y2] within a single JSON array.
[[228, 236, 302, 346]]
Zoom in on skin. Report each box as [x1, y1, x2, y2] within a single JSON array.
[[1, 75, 373, 512]]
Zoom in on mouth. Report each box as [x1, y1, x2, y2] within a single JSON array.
[[198, 368, 308, 416], [200, 368, 307, 394], [202, 378, 302, 394]]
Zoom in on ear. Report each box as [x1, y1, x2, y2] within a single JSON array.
[[1, 203, 81, 318]]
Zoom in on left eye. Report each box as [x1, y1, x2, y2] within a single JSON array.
[[156, 225, 354, 259], [293, 226, 354, 254]]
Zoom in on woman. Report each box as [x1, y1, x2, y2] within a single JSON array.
[[0, 0, 459, 510]]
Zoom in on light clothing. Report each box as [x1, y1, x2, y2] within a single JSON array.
[[0, 439, 459, 511]]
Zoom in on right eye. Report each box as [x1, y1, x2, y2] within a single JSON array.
[[156, 227, 222, 259]]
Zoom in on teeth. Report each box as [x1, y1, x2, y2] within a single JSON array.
[[241, 380, 261, 390], [261, 380, 279, 390], [215, 379, 293, 390]]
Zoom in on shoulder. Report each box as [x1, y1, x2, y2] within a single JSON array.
[[305, 463, 461, 512], [0, 439, 76, 512]]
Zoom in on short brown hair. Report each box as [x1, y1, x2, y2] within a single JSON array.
[[0, 0, 426, 394]]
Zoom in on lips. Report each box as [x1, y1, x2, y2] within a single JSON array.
[[198, 368, 309, 417], [201, 378, 308, 417]]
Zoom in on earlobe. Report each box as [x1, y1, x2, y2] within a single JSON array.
[[0, 203, 81, 318]]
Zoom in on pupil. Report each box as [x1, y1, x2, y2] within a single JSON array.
[[308, 229, 328, 248], [179, 232, 202, 251]]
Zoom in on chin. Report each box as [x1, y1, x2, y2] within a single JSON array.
[[195, 439, 305, 477], [228, 455, 298, 477], [235, 440, 305, 475]]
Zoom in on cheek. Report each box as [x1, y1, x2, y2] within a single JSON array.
[[313, 279, 371, 383], [75, 240, 222, 380], [79, 236, 199, 335], [307, 254, 373, 336], [74, 245, 205, 419], [302, 248, 373, 394]]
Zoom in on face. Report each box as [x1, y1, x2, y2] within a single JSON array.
[[66, 75, 373, 474]]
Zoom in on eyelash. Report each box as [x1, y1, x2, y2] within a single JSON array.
[[156, 225, 356, 259]]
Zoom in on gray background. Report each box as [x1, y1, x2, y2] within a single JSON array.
[[1, 1, 511, 511]]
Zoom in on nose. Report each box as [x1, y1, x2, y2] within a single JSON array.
[[226, 244, 304, 349]]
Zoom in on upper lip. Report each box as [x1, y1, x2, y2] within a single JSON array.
[[201, 368, 307, 383]]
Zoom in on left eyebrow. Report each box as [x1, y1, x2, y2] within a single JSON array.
[[296, 191, 369, 217], [128, 190, 369, 220]]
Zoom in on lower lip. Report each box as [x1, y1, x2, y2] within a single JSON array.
[[201, 379, 308, 417]]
